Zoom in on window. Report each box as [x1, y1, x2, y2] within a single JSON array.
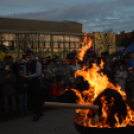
[[53, 36, 58, 42], [45, 35, 50, 42], [0, 33, 16, 50], [70, 36, 75, 42], [64, 36, 69, 42]]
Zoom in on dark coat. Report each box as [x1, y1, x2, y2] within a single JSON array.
[[16, 75, 28, 94], [127, 73, 134, 91], [0, 70, 16, 96]]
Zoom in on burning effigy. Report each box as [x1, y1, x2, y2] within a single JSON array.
[[73, 33, 134, 130]]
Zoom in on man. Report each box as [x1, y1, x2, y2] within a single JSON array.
[[56, 59, 74, 88], [24, 50, 42, 122], [128, 52, 134, 70]]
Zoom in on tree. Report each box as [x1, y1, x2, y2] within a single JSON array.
[[95, 26, 115, 53]]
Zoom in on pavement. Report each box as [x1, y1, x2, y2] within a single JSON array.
[[0, 108, 80, 134]]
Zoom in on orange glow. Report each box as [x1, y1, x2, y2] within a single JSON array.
[[73, 33, 134, 128]]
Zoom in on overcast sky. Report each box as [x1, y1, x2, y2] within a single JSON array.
[[0, 0, 134, 33]]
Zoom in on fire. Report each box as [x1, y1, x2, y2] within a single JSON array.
[[73, 33, 134, 128]]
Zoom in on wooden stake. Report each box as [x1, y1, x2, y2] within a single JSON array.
[[45, 102, 99, 110]]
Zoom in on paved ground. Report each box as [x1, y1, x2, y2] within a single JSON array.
[[0, 109, 80, 134]]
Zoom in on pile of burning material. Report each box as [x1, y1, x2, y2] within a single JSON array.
[[71, 33, 134, 130]]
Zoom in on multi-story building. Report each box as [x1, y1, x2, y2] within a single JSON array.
[[0, 17, 83, 59]]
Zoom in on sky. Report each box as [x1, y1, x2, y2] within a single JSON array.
[[0, 0, 134, 33]]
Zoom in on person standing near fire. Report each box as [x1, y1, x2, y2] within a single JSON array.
[[24, 49, 42, 122]]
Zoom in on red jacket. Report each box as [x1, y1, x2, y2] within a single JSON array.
[[48, 83, 63, 97]]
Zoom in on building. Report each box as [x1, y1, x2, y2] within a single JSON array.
[[116, 31, 134, 51], [94, 32, 116, 55], [0, 17, 83, 59]]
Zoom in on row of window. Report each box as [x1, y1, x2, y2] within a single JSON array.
[[0, 33, 80, 42], [0, 33, 81, 52]]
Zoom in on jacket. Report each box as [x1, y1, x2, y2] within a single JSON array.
[[0, 70, 16, 95], [127, 73, 134, 91], [48, 83, 63, 97], [17, 75, 28, 94]]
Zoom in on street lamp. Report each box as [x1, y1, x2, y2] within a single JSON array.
[[63, 24, 68, 58]]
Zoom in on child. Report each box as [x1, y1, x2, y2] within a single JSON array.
[[40, 66, 52, 100], [115, 65, 127, 92], [17, 67, 29, 115], [127, 67, 134, 101], [69, 77, 76, 89]]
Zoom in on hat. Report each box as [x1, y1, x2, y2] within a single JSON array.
[[128, 67, 133, 71], [38, 54, 42, 58]]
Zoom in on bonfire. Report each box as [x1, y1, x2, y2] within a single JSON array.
[[73, 33, 134, 128]]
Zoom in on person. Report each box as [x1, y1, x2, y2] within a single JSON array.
[[42, 58, 47, 69], [70, 59, 82, 71], [24, 49, 42, 122], [127, 53, 134, 70], [69, 77, 76, 89], [48, 78, 69, 102], [115, 65, 127, 92], [127, 67, 134, 101], [1, 47, 11, 61], [40, 66, 52, 100], [0, 65, 16, 117], [17, 67, 29, 115], [12, 57, 21, 77], [39, 66, 52, 115], [56, 59, 74, 88], [47, 59, 57, 83], [0, 60, 4, 112]]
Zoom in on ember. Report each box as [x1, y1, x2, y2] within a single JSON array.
[[72, 33, 134, 128]]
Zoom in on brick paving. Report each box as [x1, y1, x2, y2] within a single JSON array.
[[0, 108, 80, 134]]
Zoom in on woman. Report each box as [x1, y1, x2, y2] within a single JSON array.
[[48, 77, 68, 102], [115, 65, 127, 92]]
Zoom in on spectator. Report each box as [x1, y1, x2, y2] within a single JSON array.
[[56, 59, 74, 88], [12, 57, 21, 77], [70, 59, 82, 71], [127, 53, 134, 70], [42, 58, 47, 69], [0, 65, 16, 116], [17, 67, 29, 115], [24, 49, 42, 122], [1, 47, 11, 61], [40, 66, 52, 101], [47, 59, 57, 82], [69, 77, 76, 89], [115, 65, 127, 92], [0, 60, 4, 72], [123, 57, 129, 70], [48, 77, 68, 102], [127, 67, 134, 101], [39, 66, 52, 115], [0, 60, 4, 112]]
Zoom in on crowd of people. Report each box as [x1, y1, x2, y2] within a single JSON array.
[[0, 47, 134, 122]]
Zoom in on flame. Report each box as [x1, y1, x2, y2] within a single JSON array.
[[73, 33, 134, 128]]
